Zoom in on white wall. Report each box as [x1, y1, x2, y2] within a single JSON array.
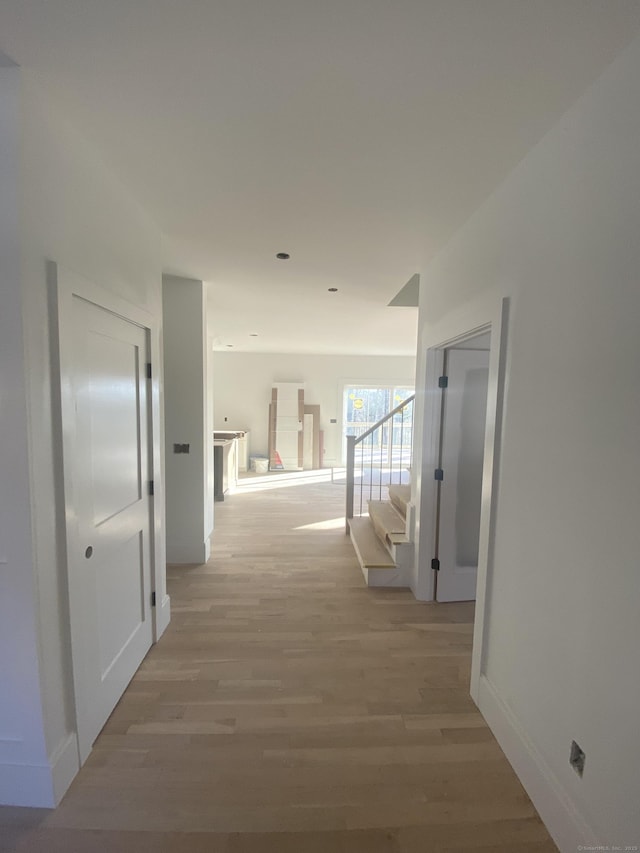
[[163, 276, 213, 564], [0, 66, 50, 808], [0, 68, 165, 807], [412, 34, 640, 850], [212, 352, 416, 466]]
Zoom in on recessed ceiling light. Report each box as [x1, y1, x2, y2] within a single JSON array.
[[276, 252, 290, 260], [328, 287, 338, 292]]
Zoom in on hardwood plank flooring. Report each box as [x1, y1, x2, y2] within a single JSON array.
[[0, 477, 557, 852]]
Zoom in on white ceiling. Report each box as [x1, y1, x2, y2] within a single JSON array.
[[2, 1, 640, 355]]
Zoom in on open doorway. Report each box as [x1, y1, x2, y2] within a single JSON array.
[[413, 297, 507, 701], [433, 332, 491, 601]]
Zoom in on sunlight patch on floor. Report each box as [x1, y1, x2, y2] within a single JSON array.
[[293, 516, 345, 531], [232, 468, 346, 493]]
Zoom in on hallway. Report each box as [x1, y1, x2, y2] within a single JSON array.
[[1, 477, 556, 852]]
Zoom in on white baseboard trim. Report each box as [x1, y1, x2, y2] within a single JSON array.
[[51, 732, 80, 805], [0, 733, 80, 808], [166, 539, 209, 565], [477, 674, 598, 853], [155, 593, 171, 639], [0, 761, 55, 807]]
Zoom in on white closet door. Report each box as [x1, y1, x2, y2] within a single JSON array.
[[63, 294, 153, 761]]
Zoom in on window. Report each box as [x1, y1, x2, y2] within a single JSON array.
[[342, 384, 414, 466]]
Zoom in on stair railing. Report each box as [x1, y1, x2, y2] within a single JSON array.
[[345, 394, 415, 531]]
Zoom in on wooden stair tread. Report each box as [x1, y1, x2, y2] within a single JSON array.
[[349, 517, 396, 568], [368, 500, 405, 535], [388, 484, 411, 517], [368, 501, 409, 547]]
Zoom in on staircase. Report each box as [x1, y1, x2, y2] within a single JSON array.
[[345, 397, 415, 587]]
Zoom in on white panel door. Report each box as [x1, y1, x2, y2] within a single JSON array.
[[67, 296, 153, 761], [436, 349, 490, 602]]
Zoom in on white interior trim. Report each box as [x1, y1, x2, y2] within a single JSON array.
[[165, 539, 209, 565], [0, 761, 56, 808], [0, 732, 77, 807], [155, 594, 171, 639], [50, 733, 80, 806], [469, 298, 508, 700]]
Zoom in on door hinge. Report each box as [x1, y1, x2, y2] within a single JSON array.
[[151, 591, 156, 607], [434, 468, 444, 481], [438, 375, 448, 388], [148, 480, 154, 496], [431, 558, 440, 571], [146, 362, 152, 379]]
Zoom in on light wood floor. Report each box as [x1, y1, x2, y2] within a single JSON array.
[[0, 477, 557, 852]]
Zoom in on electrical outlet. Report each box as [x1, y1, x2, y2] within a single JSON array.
[[173, 443, 190, 454], [570, 740, 585, 777]]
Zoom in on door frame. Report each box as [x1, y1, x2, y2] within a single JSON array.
[[412, 295, 509, 702], [50, 262, 168, 759]]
